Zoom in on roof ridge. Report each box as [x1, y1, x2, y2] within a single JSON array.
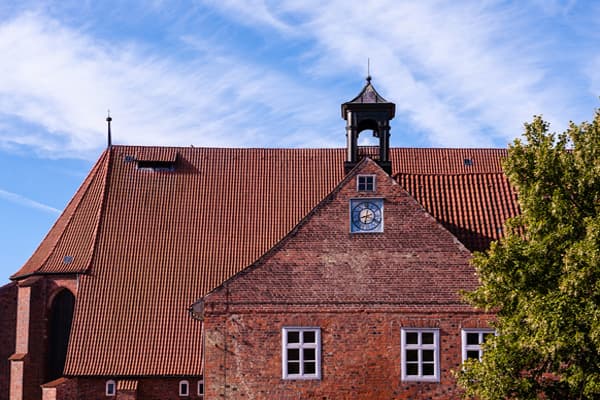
[[394, 171, 508, 177], [85, 148, 113, 275]]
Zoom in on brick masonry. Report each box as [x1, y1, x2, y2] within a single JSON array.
[[0, 282, 17, 400], [6, 276, 78, 400], [204, 311, 492, 399], [67, 378, 204, 400], [202, 160, 492, 399]]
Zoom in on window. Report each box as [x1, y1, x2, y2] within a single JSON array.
[[401, 329, 440, 382], [462, 329, 494, 362], [282, 327, 321, 379], [197, 377, 204, 398], [179, 380, 189, 397], [105, 380, 116, 396], [357, 175, 375, 191]]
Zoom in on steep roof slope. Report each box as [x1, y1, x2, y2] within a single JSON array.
[[11, 146, 518, 376]]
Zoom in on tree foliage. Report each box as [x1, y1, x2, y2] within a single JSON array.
[[457, 111, 600, 399]]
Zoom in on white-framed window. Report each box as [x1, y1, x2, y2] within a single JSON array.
[[197, 376, 204, 397], [462, 329, 495, 362], [105, 380, 116, 396], [179, 380, 189, 397], [401, 328, 440, 382], [357, 175, 376, 191], [282, 327, 321, 379]]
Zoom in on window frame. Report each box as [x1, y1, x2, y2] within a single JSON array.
[[282, 327, 322, 380], [401, 328, 440, 382], [197, 377, 204, 397], [105, 380, 116, 397], [179, 380, 189, 397], [461, 329, 495, 362], [357, 175, 376, 192]]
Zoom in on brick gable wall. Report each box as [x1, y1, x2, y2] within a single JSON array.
[[202, 159, 490, 398]]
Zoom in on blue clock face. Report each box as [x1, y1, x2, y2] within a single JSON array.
[[351, 200, 383, 232]]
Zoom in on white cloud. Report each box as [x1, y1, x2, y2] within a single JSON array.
[[205, 0, 581, 146], [0, 12, 336, 159], [0, 188, 61, 214]]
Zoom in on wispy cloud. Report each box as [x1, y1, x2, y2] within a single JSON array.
[[0, 1, 597, 158], [0, 12, 337, 159], [0, 188, 61, 214], [204, 0, 585, 146]]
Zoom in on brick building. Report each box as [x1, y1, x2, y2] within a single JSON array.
[[1, 78, 519, 399]]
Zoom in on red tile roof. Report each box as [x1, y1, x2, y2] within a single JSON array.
[[11, 146, 519, 376]]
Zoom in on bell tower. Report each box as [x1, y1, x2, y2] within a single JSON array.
[[342, 76, 395, 174]]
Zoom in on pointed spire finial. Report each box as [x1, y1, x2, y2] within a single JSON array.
[[106, 109, 112, 148], [366, 58, 371, 82]]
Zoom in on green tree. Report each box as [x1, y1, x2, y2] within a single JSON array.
[[457, 112, 600, 399]]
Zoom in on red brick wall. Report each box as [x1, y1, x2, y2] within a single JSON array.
[[204, 311, 492, 399], [0, 282, 17, 400], [201, 160, 491, 398], [73, 378, 204, 400], [7, 276, 79, 400]]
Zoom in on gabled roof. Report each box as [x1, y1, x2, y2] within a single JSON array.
[[12, 146, 518, 376], [203, 158, 476, 310]]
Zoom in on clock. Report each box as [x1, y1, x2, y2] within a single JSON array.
[[350, 199, 383, 233]]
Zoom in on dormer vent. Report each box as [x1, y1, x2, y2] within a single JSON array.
[[134, 151, 179, 172], [137, 160, 176, 172]]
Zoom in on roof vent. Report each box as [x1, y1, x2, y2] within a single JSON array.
[[463, 158, 473, 167], [124, 155, 135, 162], [63, 255, 74, 264]]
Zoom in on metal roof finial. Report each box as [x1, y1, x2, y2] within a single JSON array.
[[366, 58, 371, 82], [106, 109, 112, 148]]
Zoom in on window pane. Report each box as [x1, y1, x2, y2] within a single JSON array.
[[406, 332, 418, 344], [422, 349, 434, 362], [406, 363, 419, 375], [406, 350, 418, 362], [288, 331, 300, 343], [467, 350, 480, 360], [422, 363, 435, 376], [287, 349, 299, 361], [303, 348, 315, 361], [422, 332, 434, 344], [303, 331, 316, 343], [466, 332, 480, 345], [288, 361, 300, 374], [304, 362, 316, 374]]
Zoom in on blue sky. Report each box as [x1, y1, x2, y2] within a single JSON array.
[[1, 0, 599, 284]]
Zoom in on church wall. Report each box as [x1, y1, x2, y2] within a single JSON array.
[[6, 276, 79, 400], [0, 282, 17, 400], [203, 310, 493, 400]]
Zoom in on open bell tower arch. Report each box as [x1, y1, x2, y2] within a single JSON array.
[[342, 76, 395, 174]]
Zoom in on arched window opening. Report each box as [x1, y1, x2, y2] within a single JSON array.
[[355, 119, 381, 159], [46, 289, 75, 382], [179, 380, 189, 396], [105, 380, 116, 396]]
